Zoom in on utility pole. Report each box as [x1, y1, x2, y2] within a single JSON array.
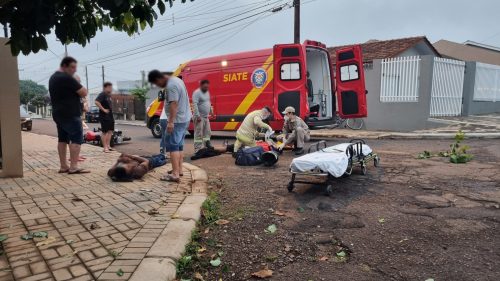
[[101, 65, 105, 85], [293, 0, 300, 44], [85, 66, 89, 89], [141, 70, 146, 88], [3, 24, 8, 38]]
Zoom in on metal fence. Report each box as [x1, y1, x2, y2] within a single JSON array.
[[380, 56, 421, 102], [430, 58, 466, 117], [474, 62, 500, 102]]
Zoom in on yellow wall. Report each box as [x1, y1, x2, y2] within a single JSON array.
[[0, 37, 23, 177]]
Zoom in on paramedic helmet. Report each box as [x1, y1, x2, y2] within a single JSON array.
[[262, 106, 272, 120]]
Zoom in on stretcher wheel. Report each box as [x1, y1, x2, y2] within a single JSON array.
[[287, 182, 295, 192], [374, 156, 380, 167], [361, 164, 367, 175], [325, 185, 333, 196]]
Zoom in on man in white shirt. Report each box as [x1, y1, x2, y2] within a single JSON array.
[[158, 72, 172, 154]]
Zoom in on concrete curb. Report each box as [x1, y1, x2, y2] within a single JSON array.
[[129, 163, 209, 281], [114, 121, 147, 127], [310, 131, 500, 140]]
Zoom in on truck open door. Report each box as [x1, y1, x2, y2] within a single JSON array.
[[273, 43, 305, 118], [335, 45, 367, 118]]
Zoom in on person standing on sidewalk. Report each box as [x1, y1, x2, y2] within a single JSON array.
[[159, 72, 173, 155], [95, 82, 115, 153], [48, 57, 89, 174], [148, 70, 192, 182], [192, 79, 213, 154]]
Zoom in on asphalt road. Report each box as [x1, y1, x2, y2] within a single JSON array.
[[30, 119, 234, 157]]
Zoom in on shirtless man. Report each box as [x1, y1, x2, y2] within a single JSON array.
[[107, 153, 150, 181]]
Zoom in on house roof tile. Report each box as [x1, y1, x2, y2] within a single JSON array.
[[328, 36, 439, 64]]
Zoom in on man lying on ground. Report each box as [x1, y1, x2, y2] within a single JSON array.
[[107, 153, 166, 181]]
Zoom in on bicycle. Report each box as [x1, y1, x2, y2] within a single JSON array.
[[330, 114, 365, 130]]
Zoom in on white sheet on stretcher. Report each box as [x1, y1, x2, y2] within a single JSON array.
[[290, 143, 373, 178]]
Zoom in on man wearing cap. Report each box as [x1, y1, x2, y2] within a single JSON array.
[[281, 106, 310, 155]]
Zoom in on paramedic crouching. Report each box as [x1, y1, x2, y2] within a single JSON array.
[[280, 106, 310, 155], [233, 107, 273, 152]]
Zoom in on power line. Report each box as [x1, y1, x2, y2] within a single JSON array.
[[482, 31, 500, 43], [83, 0, 286, 64], [85, 0, 289, 65], [110, 14, 271, 68]]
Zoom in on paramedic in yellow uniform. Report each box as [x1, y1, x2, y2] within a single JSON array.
[[233, 107, 273, 152]]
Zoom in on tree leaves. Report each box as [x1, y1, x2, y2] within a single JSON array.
[[116, 268, 124, 276], [265, 224, 277, 234], [0, 0, 193, 55], [251, 269, 273, 279], [209, 257, 221, 267], [158, 0, 166, 14], [19, 80, 49, 106]]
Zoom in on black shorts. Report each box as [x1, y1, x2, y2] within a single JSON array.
[[100, 119, 115, 133], [54, 116, 83, 144]]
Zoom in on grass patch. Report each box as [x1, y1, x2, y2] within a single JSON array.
[[228, 206, 255, 221], [201, 191, 220, 224], [176, 192, 222, 279]]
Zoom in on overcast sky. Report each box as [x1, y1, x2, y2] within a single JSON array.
[[15, 0, 500, 91]]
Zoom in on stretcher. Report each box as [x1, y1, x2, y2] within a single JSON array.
[[288, 139, 380, 196]]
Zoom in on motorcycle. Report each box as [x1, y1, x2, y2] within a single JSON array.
[[83, 128, 131, 147]]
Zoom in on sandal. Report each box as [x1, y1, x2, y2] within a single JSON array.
[[68, 169, 91, 174], [160, 175, 180, 183], [168, 170, 184, 177], [58, 169, 69, 173]]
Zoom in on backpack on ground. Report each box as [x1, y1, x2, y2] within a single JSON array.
[[235, 146, 264, 166]]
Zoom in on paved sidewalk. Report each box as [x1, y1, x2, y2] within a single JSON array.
[[311, 114, 500, 140], [113, 120, 146, 127], [0, 133, 208, 281]]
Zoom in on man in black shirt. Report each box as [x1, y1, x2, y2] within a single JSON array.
[[48, 57, 89, 174], [95, 82, 115, 152]]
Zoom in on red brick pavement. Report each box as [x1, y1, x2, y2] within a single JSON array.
[[0, 133, 202, 281]]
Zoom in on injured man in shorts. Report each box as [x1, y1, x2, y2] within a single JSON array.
[[107, 153, 166, 181]]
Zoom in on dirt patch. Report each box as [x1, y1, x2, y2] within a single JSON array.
[[186, 139, 500, 281]]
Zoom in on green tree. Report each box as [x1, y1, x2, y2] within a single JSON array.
[[0, 0, 192, 55], [19, 80, 48, 106], [130, 87, 149, 102]]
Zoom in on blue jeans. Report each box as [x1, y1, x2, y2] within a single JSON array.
[[168, 122, 189, 152], [160, 119, 169, 152]]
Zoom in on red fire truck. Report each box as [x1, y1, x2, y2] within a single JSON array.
[[146, 40, 366, 138]]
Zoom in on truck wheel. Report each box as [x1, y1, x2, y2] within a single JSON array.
[[150, 118, 161, 138], [26, 125, 32, 131]]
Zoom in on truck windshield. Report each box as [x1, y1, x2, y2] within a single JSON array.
[[305, 47, 333, 119]]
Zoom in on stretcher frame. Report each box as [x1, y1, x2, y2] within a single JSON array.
[[287, 139, 380, 196]]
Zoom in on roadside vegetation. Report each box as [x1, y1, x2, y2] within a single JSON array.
[[176, 191, 223, 280], [417, 130, 473, 163]]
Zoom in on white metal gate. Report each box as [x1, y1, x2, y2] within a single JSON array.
[[430, 58, 466, 117], [474, 62, 500, 102], [380, 56, 421, 102]]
